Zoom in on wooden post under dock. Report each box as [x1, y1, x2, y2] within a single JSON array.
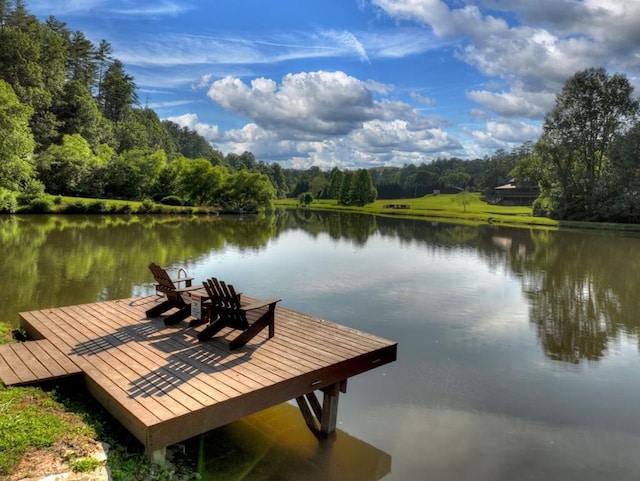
[[0, 295, 397, 464]]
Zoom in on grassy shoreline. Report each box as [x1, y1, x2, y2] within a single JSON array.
[[275, 194, 640, 233], [9, 193, 640, 233]]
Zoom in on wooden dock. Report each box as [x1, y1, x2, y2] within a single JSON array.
[[1, 296, 397, 463]]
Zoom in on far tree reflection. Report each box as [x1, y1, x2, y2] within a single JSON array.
[[285, 210, 640, 364], [470, 225, 640, 364], [522, 230, 640, 363], [309, 212, 640, 365], [3, 210, 640, 364]]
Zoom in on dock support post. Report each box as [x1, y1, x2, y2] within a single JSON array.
[[148, 447, 166, 465], [295, 380, 347, 436]]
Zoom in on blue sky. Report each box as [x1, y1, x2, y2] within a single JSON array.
[[28, 0, 640, 169]]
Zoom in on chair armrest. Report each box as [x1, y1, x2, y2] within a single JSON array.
[[240, 298, 281, 312], [174, 285, 203, 293], [172, 276, 194, 285]]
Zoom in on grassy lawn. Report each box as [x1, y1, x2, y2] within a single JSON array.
[[0, 382, 198, 480], [276, 194, 640, 232], [0, 386, 97, 477], [276, 193, 555, 227]]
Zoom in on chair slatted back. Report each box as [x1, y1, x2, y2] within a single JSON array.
[[149, 262, 178, 296], [202, 278, 248, 330]]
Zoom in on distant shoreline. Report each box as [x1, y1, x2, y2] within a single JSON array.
[[274, 197, 640, 233]]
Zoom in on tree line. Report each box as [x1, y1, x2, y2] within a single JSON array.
[[284, 67, 640, 224], [0, 1, 276, 212], [2, 2, 639, 222]]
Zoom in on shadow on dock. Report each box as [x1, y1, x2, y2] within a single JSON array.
[[69, 319, 254, 398]]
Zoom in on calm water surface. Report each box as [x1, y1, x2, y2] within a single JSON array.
[[3, 211, 640, 480]]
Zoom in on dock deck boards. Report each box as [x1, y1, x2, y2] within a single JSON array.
[[6, 295, 396, 455], [0, 339, 82, 385]]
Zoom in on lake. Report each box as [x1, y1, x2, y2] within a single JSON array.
[[3, 210, 640, 480]]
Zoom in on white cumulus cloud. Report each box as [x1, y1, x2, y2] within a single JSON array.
[[372, 0, 640, 117], [207, 71, 378, 139]]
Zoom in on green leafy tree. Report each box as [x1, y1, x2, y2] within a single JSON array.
[[31, 21, 66, 149], [5, 0, 36, 31], [104, 148, 166, 199], [112, 107, 172, 154], [455, 189, 473, 212], [94, 39, 112, 101], [0, 26, 44, 107], [290, 177, 310, 198], [169, 156, 228, 205], [266, 162, 289, 198], [44, 15, 70, 42], [298, 192, 313, 207], [226, 151, 259, 171], [101, 59, 137, 123], [604, 123, 640, 222], [224, 170, 276, 211], [326, 167, 344, 200], [0, 0, 11, 28], [405, 169, 438, 197], [135, 108, 176, 154], [112, 113, 147, 153], [0, 8, 67, 150], [349, 169, 377, 206], [36, 133, 101, 195], [238, 151, 257, 170], [161, 120, 224, 163], [538, 68, 639, 219], [440, 167, 471, 192], [0, 78, 37, 210], [66, 31, 96, 90], [338, 171, 354, 205], [55, 80, 114, 149], [309, 172, 328, 199]]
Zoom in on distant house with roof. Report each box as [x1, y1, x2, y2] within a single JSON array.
[[494, 180, 539, 206]]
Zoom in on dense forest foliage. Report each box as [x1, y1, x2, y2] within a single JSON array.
[[1, 2, 639, 221], [0, 1, 278, 212]]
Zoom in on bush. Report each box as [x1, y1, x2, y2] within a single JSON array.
[[86, 201, 107, 213], [0, 189, 18, 213], [298, 192, 314, 207], [16, 179, 46, 205], [137, 199, 155, 213], [28, 198, 52, 213], [160, 195, 182, 206], [114, 204, 133, 214], [63, 201, 88, 214]]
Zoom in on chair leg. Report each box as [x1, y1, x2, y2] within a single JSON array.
[[197, 317, 226, 342], [163, 306, 191, 326], [145, 299, 174, 318], [229, 311, 273, 349]]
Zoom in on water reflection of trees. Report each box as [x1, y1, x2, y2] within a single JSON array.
[[5, 210, 640, 364], [280, 211, 640, 364], [375, 215, 640, 364], [277, 209, 377, 247], [0, 214, 276, 322], [523, 230, 640, 363]]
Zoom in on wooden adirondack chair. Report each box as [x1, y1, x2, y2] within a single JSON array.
[[145, 262, 201, 325], [198, 277, 281, 349]]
